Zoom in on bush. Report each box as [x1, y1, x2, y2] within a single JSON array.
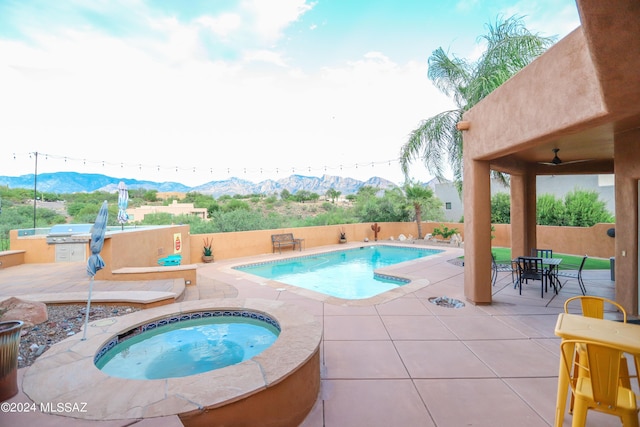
[[537, 194, 566, 226], [432, 224, 458, 240], [490, 193, 511, 224], [563, 189, 614, 226]]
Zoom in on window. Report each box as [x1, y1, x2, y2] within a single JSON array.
[[445, 202, 452, 210]]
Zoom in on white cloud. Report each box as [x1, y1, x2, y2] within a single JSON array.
[[242, 49, 287, 66], [0, 22, 454, 186], [240, 0, 315, 44], [196, 13, 242, 38]]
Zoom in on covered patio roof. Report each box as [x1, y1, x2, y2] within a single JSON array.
[[460, 0, 640, 314]]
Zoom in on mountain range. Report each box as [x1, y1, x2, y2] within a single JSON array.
[[0, 172, 400, 198]]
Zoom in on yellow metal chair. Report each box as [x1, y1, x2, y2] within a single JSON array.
[[560, 339, 639, 427], [564, 295, 627, 323], [563, 296, 636, 409]]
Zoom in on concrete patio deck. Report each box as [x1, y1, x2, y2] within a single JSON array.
[[0, 242, 636, 426]]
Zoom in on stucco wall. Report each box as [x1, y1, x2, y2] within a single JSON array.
[[189, 222, 462, 262], [9, 222, 616, 269], [489, 223, 614, 259], [464, 29, 606, 159]]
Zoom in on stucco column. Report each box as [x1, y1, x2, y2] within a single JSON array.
[[463, 159, 492, 304], [614, 130, 640, 315], [510, 172, 537, 258]]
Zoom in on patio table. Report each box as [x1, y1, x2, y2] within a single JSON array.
[[512, 257, 562, 294], [553, 313, 640, 427], [542, 257, 563, 292]]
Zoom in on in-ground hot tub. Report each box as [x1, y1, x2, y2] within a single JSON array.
[[22, 299, 322, 427], [95, 310, 281, 380]]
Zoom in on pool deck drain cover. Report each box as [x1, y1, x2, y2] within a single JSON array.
[[428, 296, 465, 308]]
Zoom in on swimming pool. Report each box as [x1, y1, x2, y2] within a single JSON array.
[[235, 245, 444, 299]]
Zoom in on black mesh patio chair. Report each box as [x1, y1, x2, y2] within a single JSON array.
[[531, 248, 553, 258], [491, 253, 516, 286], [556, 255, 588, 295], [516, 256, 547, 298]]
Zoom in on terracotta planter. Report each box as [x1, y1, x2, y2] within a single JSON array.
[[0, 320, 23, 402]]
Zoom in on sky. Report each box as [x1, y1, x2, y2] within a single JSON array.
[[0, 0, 580, 187]]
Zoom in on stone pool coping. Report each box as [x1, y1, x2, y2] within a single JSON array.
[[21, 299, 322, 422]]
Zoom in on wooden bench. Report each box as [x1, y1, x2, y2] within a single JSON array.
[[271, 233, 303, 253]]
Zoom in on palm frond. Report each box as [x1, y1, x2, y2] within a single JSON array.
[[428, 48, 472, 108], [400, 110, 463, 181], [471, 15, 556, 104], [403, 14, 555, 193]]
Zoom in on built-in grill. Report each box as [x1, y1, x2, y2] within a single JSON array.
[[46, 224, 95, 262], [46, 224, 94, 244]]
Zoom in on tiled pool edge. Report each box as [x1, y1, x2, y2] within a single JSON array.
[[21, 299, 322, 426], [94, 309, 281, 367]]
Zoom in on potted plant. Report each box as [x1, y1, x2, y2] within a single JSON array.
[[202, 237, 214, 263], [339, 227, 347, 243]]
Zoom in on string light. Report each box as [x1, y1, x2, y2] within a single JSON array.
[[8, 151, 403, 180]]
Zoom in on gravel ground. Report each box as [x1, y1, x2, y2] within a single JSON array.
[[17, 304, 140, 369]]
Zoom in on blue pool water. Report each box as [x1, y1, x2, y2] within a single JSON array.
[[235, 245, 443, 299], [95, 317, 279, 380]]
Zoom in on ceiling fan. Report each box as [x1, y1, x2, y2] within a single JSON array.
[[539, 148, 591, 166]]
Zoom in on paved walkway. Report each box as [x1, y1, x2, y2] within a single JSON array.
[[0, 243, 635, 426]]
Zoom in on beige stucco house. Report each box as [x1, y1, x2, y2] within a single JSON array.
[[461, 0, 640, 315], [126, 200, 208, 222]]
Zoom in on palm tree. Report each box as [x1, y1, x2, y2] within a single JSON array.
[[400, 16, 556, 192], [403, 181, 443, 239], [326, 188, 341, 203]]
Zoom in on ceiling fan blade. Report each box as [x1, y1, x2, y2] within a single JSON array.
[[538, 148, 592, 166], [558, 158, 593, 165], [538, 158, 593, 166]]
